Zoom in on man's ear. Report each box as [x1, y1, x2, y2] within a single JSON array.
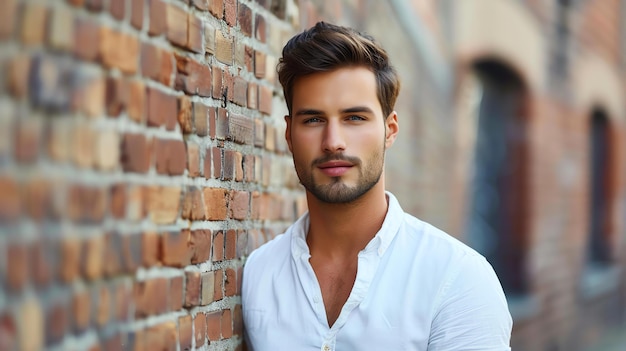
[[284, 115, 293, 153], [385, 111, 399, 148]]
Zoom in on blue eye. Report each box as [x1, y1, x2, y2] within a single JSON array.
[[303, 117, 323, 124], [347, 115, 365, 121]]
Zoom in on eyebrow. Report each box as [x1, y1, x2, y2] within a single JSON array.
[[293, 106, 375, 116]]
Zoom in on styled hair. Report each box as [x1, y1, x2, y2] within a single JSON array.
[[277, 21, 400, 118]]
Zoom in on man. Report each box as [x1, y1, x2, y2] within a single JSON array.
[[242, 22, 512, 350]]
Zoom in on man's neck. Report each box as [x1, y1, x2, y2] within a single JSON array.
[[305, 183, 389, 260]]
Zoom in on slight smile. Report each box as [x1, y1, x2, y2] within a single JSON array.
[[317, 160, 353, 177]]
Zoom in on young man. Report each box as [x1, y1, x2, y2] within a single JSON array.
[[242, 22, 512, 350]]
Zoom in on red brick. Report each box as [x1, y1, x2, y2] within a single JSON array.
[[154, 138, 186, 175], [175, 55, 212, 96], [103, 232, 123, 277], [60, 237, 81, 282], [224, 268, 237, 297], [7, 54, 30, 98], [187, 142, 201, 177], [169, 276, 184, 311], [234, 152, 244, 181], [166, 3, 187, 47], [86, 0, 104, 12], [181, 186, 206, 221], [15, 117, 42, 163], [201, 272, 215, 305], [6, 243, 28, 291], [131, 0, 144, 29], [194, 313, 206, 347], [178, 315, 193, 351], [234, 304, 243, 335], [146, 186, 181, 224], [0, 312, 17, 351], [147, 87, 177, 130], [259, 84, 272, 114], [128, 80, 145, 123], [233, 76, 247, 106], [74, 18, 100, 61], [209, 0, 223, 19], [70, 123, 95, 168], [142, 231, 160, 267], [205, 21, 216, 54], [66, 186, 107, 223], [247, 82, 258, 109], [140, 42, 161, 81], [95, 285, 111, 327], [223, 70, 235, 102], [223, 149, 236, 181], [209, 107, 216, 138], [121, 133, 151, 173], [216, 30, 233, 64], [121, 233, 141, 273], [99, 27, 139, 74], [82, 234, 105, 280], [238, 3, 252, 37], [221, 309, 233, 338], [72, 290, 91, 333], [48, 6, 74, 51], [148, 0, 167, 36], [135, 278, 168, 317], [114, 281, 132, 322], [95, 130, 120, 170], [187, 13, 204, 53], [224, 0, 236, 26], [110, 184, 126, 219], [211, 147, 221, 178], [31, 239, 55, 287], [203, 187, 228, 220], [160, 229, 192, 267], [185, 271, 201, 308], [212, 231, 224, 262], [178, 95, 193, 133], [0, 0, 17, 39], [206, 311, 221, 341], [214, 269, 223, 301], [229, 191, 249, 220], [109, 0, 125, 20], [190, 229, 212, 264], [244, 155, 255, 182], [216, 108, 228, 140], [127, 185, 146, 221], [203, 146, 213, 178], [105, 77, 129, 117], [20, 2, 47, 46], [228, 113, 253, 145], [194, 103, 209, 136], [0, 177, 20, 222]]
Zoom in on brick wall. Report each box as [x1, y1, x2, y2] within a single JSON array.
[[0, 0, 304, 350]]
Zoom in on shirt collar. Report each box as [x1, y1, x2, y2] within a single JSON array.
[[290, 191, 404, 259]]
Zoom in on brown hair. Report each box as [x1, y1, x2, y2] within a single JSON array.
[[277, 21, 400, 118]]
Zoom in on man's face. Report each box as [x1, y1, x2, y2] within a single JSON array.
[[285, 66, 398, 203]]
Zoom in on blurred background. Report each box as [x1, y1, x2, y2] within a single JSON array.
[[1, 0, 625, 350]]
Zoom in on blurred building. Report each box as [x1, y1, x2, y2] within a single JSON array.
[[0, 0, 625, 350]]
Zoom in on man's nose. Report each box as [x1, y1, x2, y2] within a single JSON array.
[[322, 120, 346, 153]]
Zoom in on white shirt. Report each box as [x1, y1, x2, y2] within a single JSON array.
[[242, 192, 512, 351]]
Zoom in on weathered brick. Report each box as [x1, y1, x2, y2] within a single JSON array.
[[254, 50, 266, 79], [23, 180, 51, 220], [31, 239, 56, 286], [228, 113, 253, 144], [6, 243, 28, 290], [131, 0, 144, 29], [234, 304, 243, 336], [114, 281, 132, 322], [48, 6, 74, 51], [74, 18, 100, 61], [95, 285, 111, 327], [147, 87, 178, 130], [99, 27, 139, 74], [238, 3, 252, 37], [203, 187, 228, 220], [105, 77, 128, 117], [177, 95, 193, 133], [85, 0, 105, 12], [72, 290, 91, 333], [178, 315, 193, 351], [190, 229, 212, 264], [194, 312, 206, 347], [109, 0, 125, 20], [166, 3, 187, 47], [127, 185, 145, 221], [225, 229, 237, 260], [110, 185, 126, 219], [224, 0, 236, 25], [148, 0, 167, 36], [209, 0, 223, 19], [224, 268, 237, 297], [187, 142, 201, 177], [216, 108, 228, 140], [229, 191, 248, 220], [234, 151, 244, 181], [76, 73, 105, 118], [223, 149, 235, 181], [216, 30, 233, 65], [0, 0, 17, 39], [221, 309, 233, 338], [142, 231, 160, 267], [20, 2, 47, 46], [15, 117, 42, 164], [18, 299, 43, 351], [121, 233, 142, 273], [66, 186, 107, 223], [211, 65, 223, 99], [211, 147, 222, 178], [212, 231, 224, 262], [181, 186, 206, 221], [206, 311, 221, 341], [160, 229, 192, 267], [209, 107, 217, 139], [82, 234, 105, 280], [244, 154, 255, 182], [146, 186, 181, 224], [204, 21, 216, 54], [102, 232, 123, 277], [140, 42, 161, 81], [175, 55, 212, 96], [201, 272, 215, 305], [233, 76, 247, 106], [259, 84, 272, 114], [96, 129, 120, 170], [7, 54, 30, 98], [236, 230, 247, 260], [155, 138, 187, 175], [60, 237, 81, 282], [135, 278, 169, 317], [255, 14, 266, 43], [223, 70, 235, 102], [193, 103, 209, 136], [187, 13, 204, 53], [121, 133, 151, 173], [169, 276, 184, 311], [0, 312, 17, 351], [184, 271, 201, 308], [248, 82, 258, 109]]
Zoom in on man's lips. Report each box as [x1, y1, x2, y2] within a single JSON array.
[[317, 160, 353, 177]]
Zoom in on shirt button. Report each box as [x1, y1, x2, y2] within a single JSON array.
[[322, 345, 331, 351]]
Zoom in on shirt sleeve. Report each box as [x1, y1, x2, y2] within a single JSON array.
[[427, 254, 513, 351]]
